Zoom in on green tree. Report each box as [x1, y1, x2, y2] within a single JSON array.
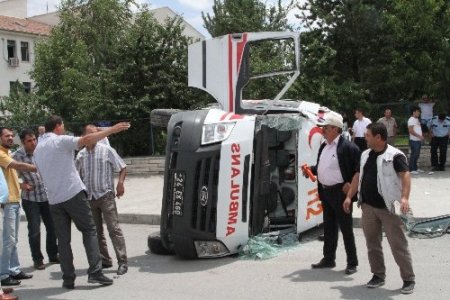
[[26, 0, 209, 155], [203, 0, 294, 37], [0, 84, 48, 131], [295, 0, 450, 113]]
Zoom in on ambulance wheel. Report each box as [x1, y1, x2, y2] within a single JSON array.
[[148, 234, 174, 255], [150, 109, 183, 127]]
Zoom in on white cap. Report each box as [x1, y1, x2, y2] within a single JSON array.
[[317, 111, 344, 129]]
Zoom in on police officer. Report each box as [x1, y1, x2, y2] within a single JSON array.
[[428, 113, 450, 172]]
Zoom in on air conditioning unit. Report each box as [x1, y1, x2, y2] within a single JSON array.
[[8, 57, 19, 67]]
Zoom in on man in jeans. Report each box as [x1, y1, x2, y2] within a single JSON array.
[[13, 129, 58, 270], [76, 124, 128, 275], [0, 127, 36, 286], [407, 106, 424, 174], [343, 122, 415, 294], [33, 116, 130, 289]]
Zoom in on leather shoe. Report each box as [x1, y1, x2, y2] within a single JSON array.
[[117, 264, 128, 275], [11, 272, 32, 280], [34, 260, 45, 270], [0, 277, 20, 286], [0, 293, 18, 300], [311, 259, 336, 269], [62, 281, 75, 290], [102, 263, 113, 269], [345, 265, 357, 275], [49, 256, 60, 264], [2, 288, 13, 294]]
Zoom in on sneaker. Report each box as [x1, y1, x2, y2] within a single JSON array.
[[88, 273, 113, 285], [401, 280, 415, 294], [417, 169, 425, 173], [410, 171, 419, 175], [366, 275, 385, 288], [428, 171, 434, 175], [11, 272, 32, 280], [0, 277, 21, 286]]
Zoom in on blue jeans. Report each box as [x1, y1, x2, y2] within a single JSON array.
[[1, 203, 21, 279], [409, 140, 422, 171]]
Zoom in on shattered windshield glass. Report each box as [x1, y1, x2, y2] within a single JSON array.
[[256, 114, 306, 132], [239, 231, 299, 260]]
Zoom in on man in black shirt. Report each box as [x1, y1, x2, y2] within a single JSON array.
[[343, 122, 415, 295]]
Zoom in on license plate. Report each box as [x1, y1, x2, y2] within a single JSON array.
[[172, 171, 185, 216]]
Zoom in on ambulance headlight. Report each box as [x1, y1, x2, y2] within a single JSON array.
[[194, 241, 230, 258], [201, 122, 235, 145]]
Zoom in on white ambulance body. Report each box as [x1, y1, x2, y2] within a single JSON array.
[[150, 32, 332, 258]]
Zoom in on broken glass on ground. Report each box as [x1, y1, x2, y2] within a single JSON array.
[[239, 229, 300, 260], [404, 214, 450, 239]]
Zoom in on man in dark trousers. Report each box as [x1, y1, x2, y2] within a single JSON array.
[[343, 122, 415, 294], [309, 111, 361, 275], [13, 129, 58, 270], [33, 116, 130, 289]]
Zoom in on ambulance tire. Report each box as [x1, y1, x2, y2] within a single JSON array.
[[148, 234, 174, 255], [150, 109, 183, 127]]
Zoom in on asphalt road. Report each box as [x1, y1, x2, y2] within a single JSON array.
[[12, 223, 450, 300]]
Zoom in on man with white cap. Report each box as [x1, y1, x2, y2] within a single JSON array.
[[307, 111, 361, 275]]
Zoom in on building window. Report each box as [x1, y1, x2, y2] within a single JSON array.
[[9, 81, 31, 94], [23, 82, 31, 93], [7, 40, 16, 58], [21, 42, 29, 61]]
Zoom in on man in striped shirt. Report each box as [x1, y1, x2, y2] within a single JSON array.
[[13, 129, 59, 271], [75, 124, 128, 276]]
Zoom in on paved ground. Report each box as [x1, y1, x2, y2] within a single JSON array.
[[12, 224, 450, 300]]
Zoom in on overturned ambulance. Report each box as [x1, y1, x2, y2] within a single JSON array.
[[148, 32, 335, 258]]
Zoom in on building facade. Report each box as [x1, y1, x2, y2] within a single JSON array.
[[0, 15, 51, 97], [0, 0, 204, 97]]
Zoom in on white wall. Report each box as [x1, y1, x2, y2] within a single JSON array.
[[27, 11, 59, 26], [0, 31, 36, 96], [0, 0, 27, 18]]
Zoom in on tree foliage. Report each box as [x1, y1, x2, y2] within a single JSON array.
[[2, 0, 212, 155], [203, 0, 294, 37], [0, 84, 48, 131], [295, 0, 450, 113]]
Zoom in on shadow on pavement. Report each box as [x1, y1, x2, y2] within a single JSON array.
[[330, 285, 399, 300], [15, 284, 108, 299], [128, 252, 236, 274], [284, 269, 401, 299]]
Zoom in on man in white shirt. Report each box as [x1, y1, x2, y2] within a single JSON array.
[[418, 95, 434, 126], [33, 115, 130, 289], [351, 108, 372, 151], [407, 106, 424, 174]]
